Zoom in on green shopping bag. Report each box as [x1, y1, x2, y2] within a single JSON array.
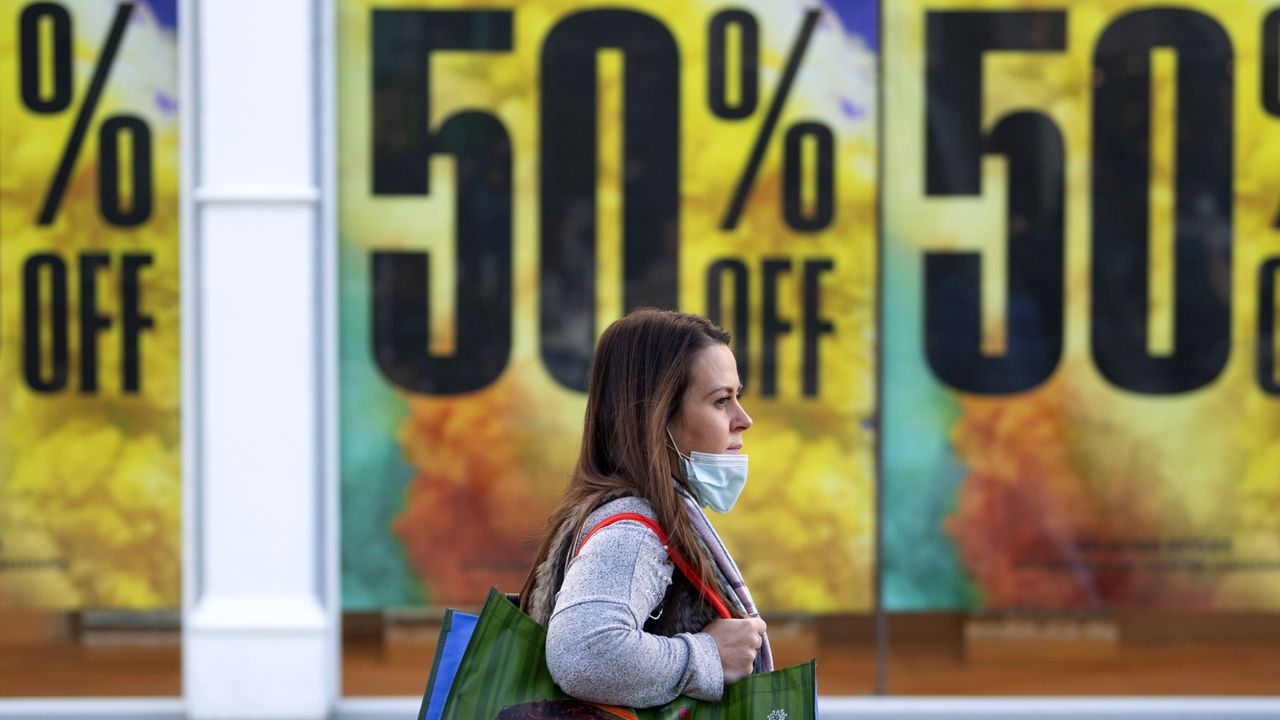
[[439, 588, 817, 719]]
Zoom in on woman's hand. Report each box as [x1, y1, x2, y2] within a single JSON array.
[[702, 616, 767, 685]]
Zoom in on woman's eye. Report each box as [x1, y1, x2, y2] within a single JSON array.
[[715, 396, 730, 406]]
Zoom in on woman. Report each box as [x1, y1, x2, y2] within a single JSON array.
[[519, 308, 771, 708]]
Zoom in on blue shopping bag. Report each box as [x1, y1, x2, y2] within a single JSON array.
[[417, 608, 478, 720]]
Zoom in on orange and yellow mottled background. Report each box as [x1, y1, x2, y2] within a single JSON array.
[[5, 0, 1275, 616], [339, 0, 877, 613], [0, 1, 180, 609], [884, 0, 1280, 610]]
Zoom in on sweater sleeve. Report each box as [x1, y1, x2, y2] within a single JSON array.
[[545, 501, 723, 707]]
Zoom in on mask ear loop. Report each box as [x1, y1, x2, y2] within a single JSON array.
[[665, 427, 691, 462], [665, 426, 698, 501]]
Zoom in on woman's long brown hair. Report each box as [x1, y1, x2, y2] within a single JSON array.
[[519, 308, 741, 616]]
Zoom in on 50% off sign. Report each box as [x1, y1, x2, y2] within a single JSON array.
[[7, 1, 160, 396], [880, 1, 1280, 613], [359, 1, 875, 400]]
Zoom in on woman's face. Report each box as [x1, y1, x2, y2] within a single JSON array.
[[668, 343, 753, 456]]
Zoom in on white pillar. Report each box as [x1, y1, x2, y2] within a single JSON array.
[[182, 0, 336, 717]]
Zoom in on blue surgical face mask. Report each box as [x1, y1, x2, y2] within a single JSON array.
[[667, 429, 749, 513]]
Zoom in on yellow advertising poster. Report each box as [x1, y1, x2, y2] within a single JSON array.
[[0, 0, 180, 609], [884, 0, 1280, 610], [339, 0, 877, 612]]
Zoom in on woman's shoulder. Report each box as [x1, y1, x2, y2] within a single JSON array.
[[578, 496, 659, 541]]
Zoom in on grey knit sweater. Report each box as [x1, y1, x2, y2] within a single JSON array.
[[545, 497, 724, 707]]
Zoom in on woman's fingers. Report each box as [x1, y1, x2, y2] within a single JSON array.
[[702, 617, 768, 686]]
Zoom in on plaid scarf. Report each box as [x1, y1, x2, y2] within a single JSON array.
[[679, 489, 774, 673]]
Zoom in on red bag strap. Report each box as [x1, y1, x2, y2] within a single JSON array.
[[576, 512, 732, 620]]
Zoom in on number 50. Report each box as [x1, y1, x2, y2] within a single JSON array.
[[923, 9, 1232, 396], [368, 9, 679, 395]]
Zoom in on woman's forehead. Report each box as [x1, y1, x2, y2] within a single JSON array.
[[689, 345, 740, 389]]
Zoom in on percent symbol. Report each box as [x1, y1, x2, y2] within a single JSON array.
[[21, 1, 152, 227], [711, 8, 834, 232]]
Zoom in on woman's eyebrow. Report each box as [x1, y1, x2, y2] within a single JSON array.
[[701, 384, 740, 399]]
